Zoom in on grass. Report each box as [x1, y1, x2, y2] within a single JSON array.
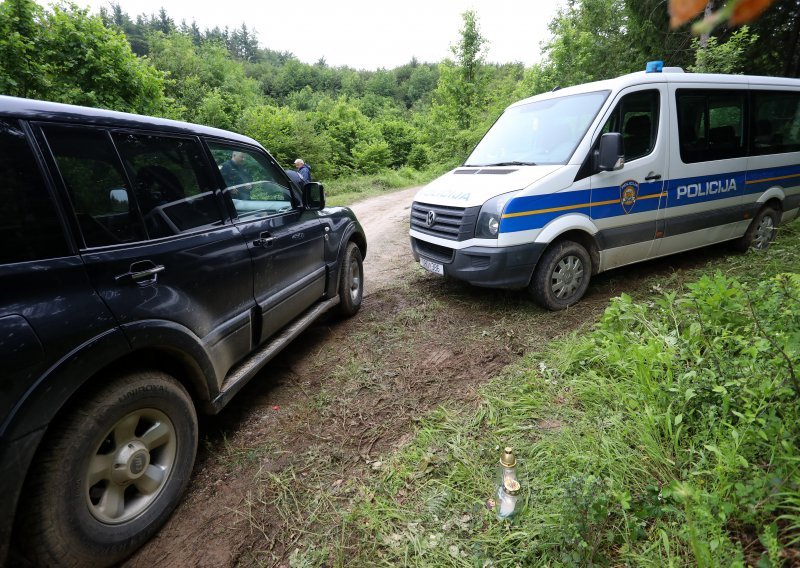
[[228, 205, 800, 566], [323, 221, 800, 567]]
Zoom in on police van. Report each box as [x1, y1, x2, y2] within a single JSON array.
[[409, 62, 800, 310]]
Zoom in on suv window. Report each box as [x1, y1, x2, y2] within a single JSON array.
[[113, 133, 224, 238], [42, 125, 144, 248], [207, 141, 295, 218], [0, 120, 69, 263]]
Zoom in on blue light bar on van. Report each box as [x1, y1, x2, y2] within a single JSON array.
[[646, 61, 664, 73]]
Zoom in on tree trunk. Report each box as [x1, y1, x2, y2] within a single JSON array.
[[699, 1, 715, 48]]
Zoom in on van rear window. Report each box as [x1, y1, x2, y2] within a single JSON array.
[[751, 90, 800, 155]]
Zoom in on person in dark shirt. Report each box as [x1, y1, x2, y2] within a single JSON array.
[[220, 151, 253, 200], [294, 158, 311, 184]]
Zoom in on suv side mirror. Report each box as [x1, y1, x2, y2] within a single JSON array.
[[303, 182, 325, 210], [594, 133, 624, 172]]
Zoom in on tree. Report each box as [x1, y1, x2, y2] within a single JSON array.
[[541, 0, 642, 87], [689, 25, 758, 73], [0, 1, 169, 115], [0, 0, 47, 97], [432, 10, 489, 130]]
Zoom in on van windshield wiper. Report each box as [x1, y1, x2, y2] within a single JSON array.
[[466, 161, 537, 167]]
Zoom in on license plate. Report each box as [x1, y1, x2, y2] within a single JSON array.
[[420, 257, 444, 276]]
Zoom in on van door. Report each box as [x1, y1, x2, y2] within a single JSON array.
[[660, 86, 749, 255], [37, 125, 257, 383], [589, 86, 668, 271], [206, 142, 326, 343]]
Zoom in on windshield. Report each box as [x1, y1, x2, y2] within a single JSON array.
[[465, 90, 610, 167]]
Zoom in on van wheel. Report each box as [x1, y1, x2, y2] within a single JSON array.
[[335, 241, 363, 317], [529, 240, 592, 311], [733, 206, 779, 252], [17, 370, 198, 567]]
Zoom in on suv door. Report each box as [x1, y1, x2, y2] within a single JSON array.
[[37, 125, 256, 382], [0, 119, 119, 433], [206, 142, 325, 342]]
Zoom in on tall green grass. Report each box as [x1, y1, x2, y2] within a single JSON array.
[[332, 222, 800, 567]]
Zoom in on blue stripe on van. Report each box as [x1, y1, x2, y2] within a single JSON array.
[[744, 164, 800, 194], [499, 163, 800, 234]]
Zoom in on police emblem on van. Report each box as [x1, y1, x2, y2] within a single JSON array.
[[620, 180, 639, 214]]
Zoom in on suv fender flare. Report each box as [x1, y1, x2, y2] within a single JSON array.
[[327, 221, 367, 298], [0, 328, 131, 441], [121, 320, 216, 400]]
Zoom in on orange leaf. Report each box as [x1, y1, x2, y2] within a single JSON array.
[[729, 0, 775, 24], [669, 0, 709, 27]]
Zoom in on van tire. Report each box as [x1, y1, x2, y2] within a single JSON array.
[[335, 241, 363, 317], [529, 240, 592, 311], [732, 205, 779, 252], [17, 371, 198, 567]]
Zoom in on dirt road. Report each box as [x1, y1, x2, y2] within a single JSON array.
[[348, 186, 420, 295], [124, 186, 724, 567]]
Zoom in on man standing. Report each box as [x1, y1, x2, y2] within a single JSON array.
[[294, 158, 311, 184], [221, 151, 253, 200]]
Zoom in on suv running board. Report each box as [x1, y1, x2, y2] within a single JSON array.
[[209, 296, 340, 412]]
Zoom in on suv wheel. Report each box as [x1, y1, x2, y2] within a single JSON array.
[[335, 241, 364, 317], [18, 370, 197, 567]]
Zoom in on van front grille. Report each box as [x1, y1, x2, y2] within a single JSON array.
[[412, 238, 454, 263], [410, 202, 479, 241]]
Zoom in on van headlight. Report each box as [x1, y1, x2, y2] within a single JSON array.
[[475, 191, 519, 239]]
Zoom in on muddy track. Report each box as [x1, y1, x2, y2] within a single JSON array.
[[124, 186, 730, 567]]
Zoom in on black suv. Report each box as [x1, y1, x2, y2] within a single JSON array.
[[0, 96, 367, 566]]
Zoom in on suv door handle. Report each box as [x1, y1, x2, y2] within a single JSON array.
[[115, 262, 165, 285], [644, 172, 662, 181], [253, 232, 274, 248]]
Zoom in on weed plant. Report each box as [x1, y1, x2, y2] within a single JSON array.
[[335, 222, 800, 567]]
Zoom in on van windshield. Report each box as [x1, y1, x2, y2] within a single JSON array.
[[465, 90, 610, 167]]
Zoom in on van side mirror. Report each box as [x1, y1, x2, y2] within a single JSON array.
[[595, 133, 624, 172], [303, 182, 325, 210]]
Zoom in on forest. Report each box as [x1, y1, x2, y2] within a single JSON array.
[[0, 0, 799, 180]]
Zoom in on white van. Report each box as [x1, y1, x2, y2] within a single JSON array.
[[409, 62, 800, 310]]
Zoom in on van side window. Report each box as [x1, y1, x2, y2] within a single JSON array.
[[207, 141, 295, 218], [677, 89, 746, 163], [600, 90, 660, 162], [113, 133, 224, 238], [751, 91, 800, 155], [0, 120, 69, 263], [42, 126, 145, 248]]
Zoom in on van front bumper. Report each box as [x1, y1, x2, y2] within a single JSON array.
[[410, 237, 546, 289]]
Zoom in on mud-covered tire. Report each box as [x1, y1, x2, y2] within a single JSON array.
[[17, 371, 198, 567], [732, 205, 779, 252], [335, 241, 364, 317], [529, 240, 592, 311]]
